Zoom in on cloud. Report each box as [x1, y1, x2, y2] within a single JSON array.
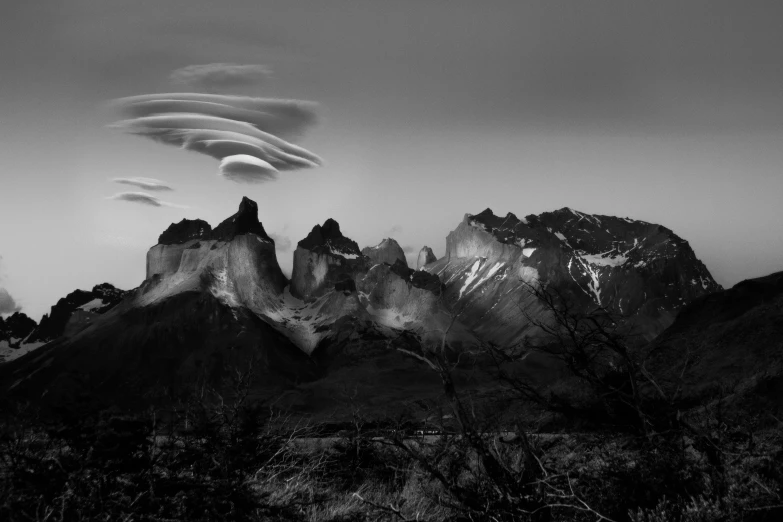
[[386, 225, 403, 237], [401, 245, 416, 254], [0, 288, 20, 315], [110, 93, 322, 184], [170, 63, 272, 92], [112, 93, 318, 139], [219, 155, 278, 183], [268, 232, 292, 252], [108, 192, 188, 208], [113, 177, 173, 191]]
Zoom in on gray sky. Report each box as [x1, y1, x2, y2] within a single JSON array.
[[1, 0, 782, 320]]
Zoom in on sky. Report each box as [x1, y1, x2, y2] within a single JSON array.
[[1, 0, 782, 320]]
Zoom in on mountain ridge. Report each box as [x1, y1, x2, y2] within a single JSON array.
[[0, 197, 732, 415]]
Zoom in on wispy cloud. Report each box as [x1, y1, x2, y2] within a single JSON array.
[[269, 232, 292, 252], [0, 258, 19, 315], [108, 192, 188, 208], [170, 63, 272, 92], [112, 177, 173, 191], [386, 225, 403, 237]]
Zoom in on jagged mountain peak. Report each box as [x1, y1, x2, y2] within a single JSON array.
[[158, 218, 212, 245], [211, 196, 271, 242], [298, 218, 361, 258], [157, 197, 271, 246], [417, 246, 437, 270]]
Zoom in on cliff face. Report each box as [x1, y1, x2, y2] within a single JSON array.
[[290, 219, 367, 301], [426, 207, 721, 344], [138, 198, 287, 314], [281, 227, 452, 354]]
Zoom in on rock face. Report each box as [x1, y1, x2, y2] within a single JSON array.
[[158, 219, 212, 245], [425, 207, 721, 345], [141, 197, 287, 313], [26, 283, 129, 344], [290, 219, 367, 301], [277, 224, 454, 354], [417, 246, 437, 270], [362, 238, 407, 267]]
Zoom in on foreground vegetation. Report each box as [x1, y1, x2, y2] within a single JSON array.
[[1, 382, 781, 521]]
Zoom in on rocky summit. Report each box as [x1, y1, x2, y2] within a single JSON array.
[[0, 197, 727, 413], [290, 218, 366, 301], [425, 207, 721, 345], [417, 246, 437, 270], [362, 238, 407, 267]]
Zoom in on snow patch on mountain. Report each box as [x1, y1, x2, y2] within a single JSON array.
[[77, 298, 105, 312], [209, 268, 240, 308], [459, 258, 484, 298], [577, 251, 628, 267], [0, 340, 46, 364]]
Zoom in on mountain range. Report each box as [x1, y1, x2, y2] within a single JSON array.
[[4, 196, 777, 420]]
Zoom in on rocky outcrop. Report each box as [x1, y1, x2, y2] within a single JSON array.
[[26, 283, 129, 344], [211, 197, 272, 242], [426, 207, 722, 345], [158, 218, 212, 245], [417, 246, 437, 270], [357, 260, 442, 324], [290, 219, 367, 301], [156, 198, 270, 246], [362, 238, 407, 267], [0, 312, 37, 347]]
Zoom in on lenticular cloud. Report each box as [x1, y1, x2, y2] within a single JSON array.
[[108, 192, 187, 208], [110, 93, 322, 184], [113, 177, 173, 191]]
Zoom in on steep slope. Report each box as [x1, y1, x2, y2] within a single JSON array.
[[0, 291, 318, 408], [642, 270, 783, 414], [424, 208, 721, 345]]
